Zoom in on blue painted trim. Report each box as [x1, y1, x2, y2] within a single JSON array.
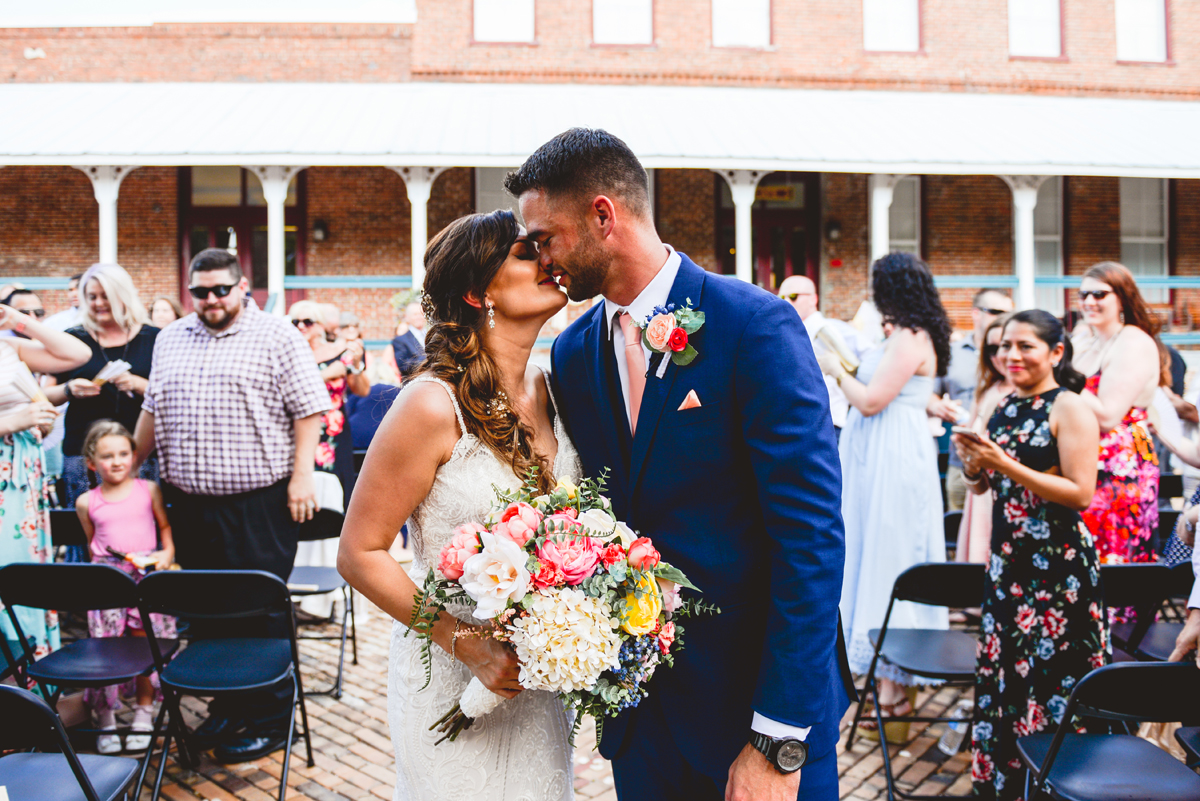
[[1159, 333, 1200, 345], [364, 339, 391, 349], [0, 277, 72, 290], [932, 276, 1020, 289], [284, 276, 413, 289], [935, 275, 1200, 290]]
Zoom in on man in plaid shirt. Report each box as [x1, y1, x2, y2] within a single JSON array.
[[134, 248, 329, 762]]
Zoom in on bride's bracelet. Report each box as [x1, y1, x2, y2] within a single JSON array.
[[451, 619, 462, 661]]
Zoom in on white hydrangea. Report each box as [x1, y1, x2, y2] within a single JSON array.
[[508, 588, 622, 693]]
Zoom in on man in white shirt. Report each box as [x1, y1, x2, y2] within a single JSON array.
[[43, 273, 84, 331], [779, 275, 865, 436]]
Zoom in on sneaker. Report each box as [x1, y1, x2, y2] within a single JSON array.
[[96, 731, 122, 755]]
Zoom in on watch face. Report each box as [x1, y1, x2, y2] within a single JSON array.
[[777, 741, 806, 771]]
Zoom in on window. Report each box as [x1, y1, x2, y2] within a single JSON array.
[[1115, 0, 1167, 62], [1120, 177, 1169, 302], [1008, 0, 1061, 58], [594, 0, 653, 45], [863, 0, 920, 52], [474, 0, 536, 43], [712, 0, 770, 48], [1033, 177, 1064, 314], [888, 176, 920, 255], [191, 167, 297, 207]]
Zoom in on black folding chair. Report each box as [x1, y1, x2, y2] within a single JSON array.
[[49, 508, 89, 551], [1017, 662, 1200, 801], [943, 510, 963, 556], [1163, 561, 1197, 622], [1176, 726, 1200, 770], [288, 565, 358, 698], [0, 633, 26, 683], [0, 684, 140, 801], [1159, 473, 1184, 504], [1100, 563, 1171, 659], [137, 570, 314, 801], [847, 562, 984, 801], [1155, 509, 1181, 558]]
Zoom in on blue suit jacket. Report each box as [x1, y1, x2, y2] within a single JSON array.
[[551, 255, 850, 769]]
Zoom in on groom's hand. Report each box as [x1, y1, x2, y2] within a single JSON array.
[[726, 742, 801, 801]]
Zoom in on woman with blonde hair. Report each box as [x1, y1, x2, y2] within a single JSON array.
[[45, 263, 161, 509]]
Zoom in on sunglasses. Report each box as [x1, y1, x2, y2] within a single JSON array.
[[1078, 289, 1113, 301], [25, 309, 45, 319], [984, 344, 1001, 357], [188, 284, 237, 300], [781, 293, 815, 301], [292, 318, 318, 329], [974, 306, 1009, 316]]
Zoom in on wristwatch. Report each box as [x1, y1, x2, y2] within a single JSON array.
[[750, 732, 807, 774]]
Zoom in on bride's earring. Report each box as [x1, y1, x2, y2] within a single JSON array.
[[486, 299, 496, 329]]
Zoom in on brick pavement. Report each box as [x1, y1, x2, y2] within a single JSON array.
[[96, 599, 973, 801]]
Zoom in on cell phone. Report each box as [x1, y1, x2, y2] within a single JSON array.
[[951, 426, 985, 443]]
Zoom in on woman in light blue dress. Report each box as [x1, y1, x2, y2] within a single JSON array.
[[818, 253, 953, 732]]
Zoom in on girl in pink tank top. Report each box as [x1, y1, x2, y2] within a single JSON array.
[[75, 421, 176, 754]]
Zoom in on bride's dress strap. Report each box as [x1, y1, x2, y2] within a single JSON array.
[[537, 366, 561, 421], [406, 375, 467, 437]]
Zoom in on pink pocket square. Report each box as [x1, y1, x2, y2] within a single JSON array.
[[678, 390, 702, 411]]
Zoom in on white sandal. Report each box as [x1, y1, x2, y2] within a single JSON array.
[[96, 731, 122, 755], [125, 705, 155, 752]]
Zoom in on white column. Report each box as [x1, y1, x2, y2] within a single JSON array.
[[714, 169, 765, 283], [869, 173, 905, 265], [74, 166, 137, 264], [246, 166, 306, 315], [392, 166, 448, 291], [1000, 175, 1048, 311]]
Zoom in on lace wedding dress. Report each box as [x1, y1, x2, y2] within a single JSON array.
[[388, 373, 579, 801]]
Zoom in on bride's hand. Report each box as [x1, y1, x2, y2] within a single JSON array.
[[454, 628, 524, 699]]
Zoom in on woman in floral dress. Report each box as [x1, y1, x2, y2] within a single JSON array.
[[954, 310, 1109, 801], [1071, 262, 1162, 565]]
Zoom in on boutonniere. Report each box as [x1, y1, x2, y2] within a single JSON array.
[[639, 299, 705, 378]]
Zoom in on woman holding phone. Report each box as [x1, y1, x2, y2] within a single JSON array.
[[953, 310, 1108, 801]]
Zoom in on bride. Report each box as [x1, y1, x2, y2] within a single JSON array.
[[338, 209, 579, 801]]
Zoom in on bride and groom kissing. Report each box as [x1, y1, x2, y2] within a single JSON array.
[[338, 128, 852, 801]]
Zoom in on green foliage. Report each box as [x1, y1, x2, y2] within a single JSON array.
[[653, 564, 698, 591], [675, 598, 721, 619]]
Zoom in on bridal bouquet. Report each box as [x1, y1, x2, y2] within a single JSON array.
[[408, 471, 715, 745]]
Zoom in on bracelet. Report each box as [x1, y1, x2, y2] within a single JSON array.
[[835, 370, 848, 386], [963, 469, 985, 483], [451, 619, 462, 661], [63, 382, 74, 400]]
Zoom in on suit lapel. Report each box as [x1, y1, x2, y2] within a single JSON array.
[[583, 307, 632, 509], [628, 258, 708, 496]]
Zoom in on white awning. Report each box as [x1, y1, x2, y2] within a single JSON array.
[[1, 81, 1198, 177]]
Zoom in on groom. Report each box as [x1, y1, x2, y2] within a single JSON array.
[[508, 129, 851, 801]]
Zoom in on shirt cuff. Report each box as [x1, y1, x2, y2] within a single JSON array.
[[751, 713, 810, 741]]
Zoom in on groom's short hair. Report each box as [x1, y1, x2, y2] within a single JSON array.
[[505, 128, 651, 219]]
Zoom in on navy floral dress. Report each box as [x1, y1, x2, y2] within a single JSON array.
[[971, 389, 1110, 801]]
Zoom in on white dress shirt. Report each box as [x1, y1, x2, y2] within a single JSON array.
[[601, 245, 810, 742]]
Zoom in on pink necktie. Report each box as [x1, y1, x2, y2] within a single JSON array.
[[619, 312, 645, 436]]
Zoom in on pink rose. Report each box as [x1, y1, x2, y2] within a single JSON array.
[[657, 621, 676, 655], [492, 501, 543, 547], [536, 536, 601, 586], [657, 578, 682, 616], [325, 409, 345, 437], [314, 442, 336, 467], [667, 328, 688, 352], [645, 313, 677, 351], [627, 537, 661, 570], [437, 522, 486, 581]]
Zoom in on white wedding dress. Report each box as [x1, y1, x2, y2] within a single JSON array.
[[388, 373, 579, 801]]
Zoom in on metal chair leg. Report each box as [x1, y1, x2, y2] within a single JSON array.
[[132, 701, 169, 800]]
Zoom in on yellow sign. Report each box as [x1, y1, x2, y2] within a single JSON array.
[[755, 185, 796, 203]]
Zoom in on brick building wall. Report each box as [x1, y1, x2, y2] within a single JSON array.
[[2, 24, 412, 82], [655, 170, 716, 272], [820, 172, 870, 324], [412, 0, 1200, 99], [1175, 180, 1200, 328]]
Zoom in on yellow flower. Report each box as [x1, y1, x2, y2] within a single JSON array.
[[621, 573, 663, 636], [556, 477, 578, 500]]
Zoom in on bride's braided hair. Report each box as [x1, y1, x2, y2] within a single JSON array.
[[413, 209, 556, 494]]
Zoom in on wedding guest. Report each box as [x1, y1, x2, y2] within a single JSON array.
[[289, 299, 368, 618], [149, 295, 184, 329], [956, 313, 1014, 564], [1167, 504, 1200, 668], [319, 302, 341, 343], [384, 302, 427, 381], [1072, 262, 1162, 565], [133, 247, 328, 763], [346, 359, 402, 451], [0, 288, 46, 337], [44, 273, 85, 331], [44, 264, 160, 510], [821, 252, 950, 740], [337, 311, 362, 343], [953, 310, 1106, 801], [780, 275, 867, 436], [936, 289, 1014, 511], [0, 301, 90, 658]]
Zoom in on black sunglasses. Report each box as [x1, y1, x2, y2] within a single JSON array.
[[1078, 289, 1112, 301], [974, 306, 1009, 316], [188, 284, 237, 300], [292, 318, 318, 328], [26, 309, 45, 319]]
